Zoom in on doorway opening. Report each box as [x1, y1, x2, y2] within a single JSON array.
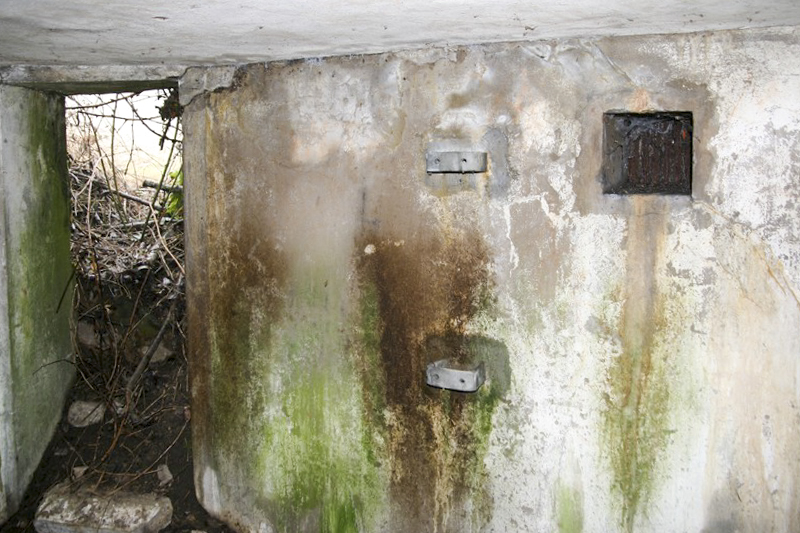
[[0, 89, 230, 533]]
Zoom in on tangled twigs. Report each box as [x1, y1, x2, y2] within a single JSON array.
[[126, 294, 180, 408], [65, 91, 187, 490], [69, 166, 184, 288], [72, 169, 152, 207]]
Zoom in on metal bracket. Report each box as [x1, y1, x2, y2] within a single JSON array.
[[426, 151, 487, 174], [425, 359, 486, 393]]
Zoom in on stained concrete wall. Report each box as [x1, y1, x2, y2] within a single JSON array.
[[184, 26, 800, 533], [0, 85, 74, 523]]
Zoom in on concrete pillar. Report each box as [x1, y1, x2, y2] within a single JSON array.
[[0, 85, 74, 523]]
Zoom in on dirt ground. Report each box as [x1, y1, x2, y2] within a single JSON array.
[[0, 294, 233, 533]]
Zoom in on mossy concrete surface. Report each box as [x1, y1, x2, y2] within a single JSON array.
[[184, 27, 800, 533], [0, 85, 74, 523]]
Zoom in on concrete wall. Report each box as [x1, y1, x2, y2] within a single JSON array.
[[184, 26, 800, 533], [0, 85, 74, 523]]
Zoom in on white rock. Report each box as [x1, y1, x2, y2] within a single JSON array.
[[156, 464, 173, 487], [112, 398, 127, 416], [139, 344, 174, 364], [76, 321, 98, 348], [34, 482, 172, 533], [67, 401, 105, 428]]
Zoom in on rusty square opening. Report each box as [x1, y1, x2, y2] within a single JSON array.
[[602, 111, 693, 195]]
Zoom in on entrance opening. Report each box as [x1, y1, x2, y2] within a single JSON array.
[[0, 90, 231, 533]]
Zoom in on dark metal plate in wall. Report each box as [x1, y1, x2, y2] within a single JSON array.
[[602, 111, 693, 195]]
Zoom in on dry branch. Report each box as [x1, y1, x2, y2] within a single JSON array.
[[142, 180, 183, 194]]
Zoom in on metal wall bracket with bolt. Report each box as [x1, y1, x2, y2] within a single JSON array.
[[425, 359, 486, 393]]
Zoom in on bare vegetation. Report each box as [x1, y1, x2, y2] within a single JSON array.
[[67, 90, 185, 435]]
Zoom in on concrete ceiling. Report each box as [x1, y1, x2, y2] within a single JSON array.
[[1, 0, 799, 68]]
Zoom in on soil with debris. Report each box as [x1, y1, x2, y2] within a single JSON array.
[[0, 166, 233, 533]]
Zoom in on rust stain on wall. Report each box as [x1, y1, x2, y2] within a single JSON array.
[[603, 199, 673, 532], [355, 228, 506, 532], [207, 227, 288, 452], [198, 100, 290, 459]]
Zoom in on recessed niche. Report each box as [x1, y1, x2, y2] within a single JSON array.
[[602, 111, 693, 195]]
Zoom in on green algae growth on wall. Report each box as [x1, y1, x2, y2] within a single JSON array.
[[1, 86, 74, 514]]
